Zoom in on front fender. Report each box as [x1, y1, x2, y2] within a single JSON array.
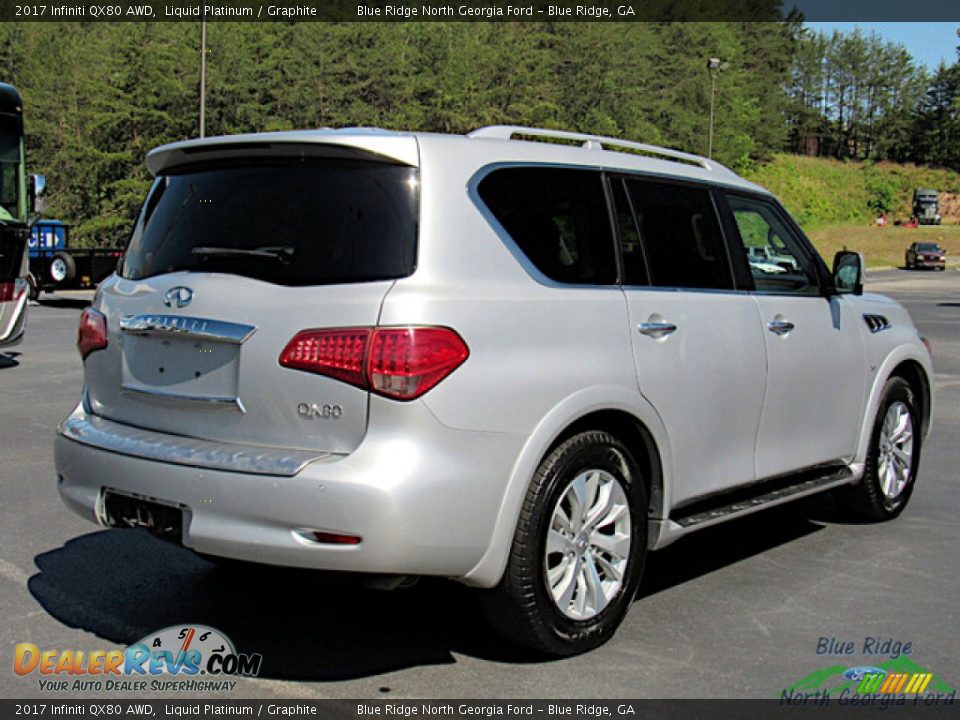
[[853, 344, 934, 466]]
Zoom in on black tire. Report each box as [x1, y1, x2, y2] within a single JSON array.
[[482, 431, 647, 656], [26, 273, 39, 302], [835, 377, 921, 521], [48, 252, 76, 284]]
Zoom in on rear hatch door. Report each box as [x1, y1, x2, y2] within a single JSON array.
[[86, 138, 419, 454]]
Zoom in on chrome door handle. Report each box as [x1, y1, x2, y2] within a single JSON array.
[[638, 322, 678, 338], [767, 320, 795, 336]]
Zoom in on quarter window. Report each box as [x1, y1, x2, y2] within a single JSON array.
[[624, 179, 732, 290], [478, 167, 617, 285]]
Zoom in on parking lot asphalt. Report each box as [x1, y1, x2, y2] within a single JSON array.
[[1, 271, 958, 700]]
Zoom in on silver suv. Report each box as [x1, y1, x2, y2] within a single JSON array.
[[56, 126, 934, 655]]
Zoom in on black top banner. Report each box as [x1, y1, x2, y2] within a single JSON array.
[[0, 0, 958, 22]]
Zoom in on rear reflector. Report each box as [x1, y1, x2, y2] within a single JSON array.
[[311, 531, 362, 545], [279, 326, 469, 401], [78, 307, 108, 360]]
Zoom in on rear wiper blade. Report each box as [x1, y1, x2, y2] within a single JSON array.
[[192, 246, 292, 261]]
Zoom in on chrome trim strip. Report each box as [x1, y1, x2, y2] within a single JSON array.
[[59, 406, 329, 477], [119, 384, 246, 413], [119, 314, 256, 345]]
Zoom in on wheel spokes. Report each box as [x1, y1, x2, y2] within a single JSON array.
[[545, 467, 632, 621], [877, 401, 914, 500]]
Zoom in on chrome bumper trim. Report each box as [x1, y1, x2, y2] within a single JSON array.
[[58, 405, 329, 477]]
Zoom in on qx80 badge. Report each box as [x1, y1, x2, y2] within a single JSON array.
[[297, 403, 343, 419]]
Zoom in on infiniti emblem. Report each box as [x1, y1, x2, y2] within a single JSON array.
[[163, 286, 194, 309]]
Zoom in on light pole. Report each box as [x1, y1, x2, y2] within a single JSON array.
[[707, 57, 728, 159], [199, 16, 207, 138]]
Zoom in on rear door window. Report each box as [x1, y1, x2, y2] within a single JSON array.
[[624, 179, 733, 290], [121, 157, 419, 286], [477, 167, 617, 285]]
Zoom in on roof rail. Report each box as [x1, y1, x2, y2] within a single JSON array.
[[468, 125, 720, 173]]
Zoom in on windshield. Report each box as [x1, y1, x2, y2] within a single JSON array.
[[0, 113, 24, 223], [917, 243, 941, 252], [121, 157, 419, 286]]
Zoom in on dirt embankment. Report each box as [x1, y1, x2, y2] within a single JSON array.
[[938, 193, 960, 224]]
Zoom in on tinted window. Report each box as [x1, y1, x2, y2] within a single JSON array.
[[726, 194, 819, 295], [0, 232, 25, 281], [625, 179, 732, 290], [478, 167, 616, 285], [121, 158, 418, 286]]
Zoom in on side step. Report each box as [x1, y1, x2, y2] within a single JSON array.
[[671, 465, 854, 529]]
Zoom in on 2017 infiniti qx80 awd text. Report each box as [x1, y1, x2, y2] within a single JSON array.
[[55, 126, 933, 655]]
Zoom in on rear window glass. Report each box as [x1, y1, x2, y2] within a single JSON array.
[[477, 167, 616, 285], [121, 158, 418, 286]]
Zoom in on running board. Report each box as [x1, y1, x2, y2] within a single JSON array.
[[671, 466, 855, 529]]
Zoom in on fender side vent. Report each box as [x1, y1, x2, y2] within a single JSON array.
[[863, 314, 891, 333]]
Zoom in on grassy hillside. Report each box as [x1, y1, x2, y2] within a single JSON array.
[[744, 154, 960, 267], [807, 224, 959, 269], [745, 154, 960, 229]]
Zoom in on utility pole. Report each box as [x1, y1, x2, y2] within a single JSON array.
[[199, 16, 207, 138], [707, 57, 728, 159]]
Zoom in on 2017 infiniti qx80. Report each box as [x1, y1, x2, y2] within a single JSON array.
[[55, 126, 933, 655]]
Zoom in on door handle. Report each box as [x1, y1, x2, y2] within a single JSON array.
[[638, 321, 678, 338], [767, 319, 795, 336]]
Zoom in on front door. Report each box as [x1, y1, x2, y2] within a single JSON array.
[[724, 193, 866, 479]]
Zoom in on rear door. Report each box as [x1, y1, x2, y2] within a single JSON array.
[[723, 192, 866, 478], [613, 177, 766, 507], [86, 146, 419, 454]]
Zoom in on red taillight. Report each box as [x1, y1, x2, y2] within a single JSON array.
[[0, 280, 25, 303], [367, 327, 470, 400], [279, 326, 469, 401], [279, 327, 371, 387], [78, 307, 108, 360]]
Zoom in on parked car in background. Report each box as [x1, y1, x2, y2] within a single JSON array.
[[56, 126, 934, 656], [905, 241, 946, 271]]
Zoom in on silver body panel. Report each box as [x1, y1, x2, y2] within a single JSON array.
[[57, 128, 935, 588]]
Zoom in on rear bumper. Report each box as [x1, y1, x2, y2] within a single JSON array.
[[55, 398, 526, 584]]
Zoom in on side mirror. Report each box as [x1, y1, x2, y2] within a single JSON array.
[[29, 174, 47, 215], [832, 250, 864, 296]]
